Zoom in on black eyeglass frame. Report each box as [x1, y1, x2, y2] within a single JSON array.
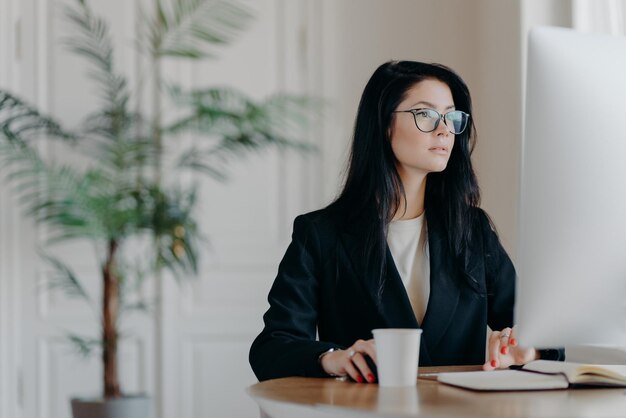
[[392, 108, 470, 134]]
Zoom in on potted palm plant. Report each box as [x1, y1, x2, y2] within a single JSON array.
[[0, 0, 315, 417]]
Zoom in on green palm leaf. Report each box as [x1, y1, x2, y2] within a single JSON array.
[[120, 300, 153, 315], [0, 139, 148, 243], [41, 252, 92, 303], [66, 333, 101, 358], [166, 86, 318, 178], [148, 185, 201, 277], [64, 0, 131, 139], [145, 0, 253, 59], [0, 90, 70, 144]]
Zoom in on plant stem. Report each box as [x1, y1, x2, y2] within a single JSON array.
[[103, 238, 121, 398]]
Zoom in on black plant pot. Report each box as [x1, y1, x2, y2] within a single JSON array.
[[71, 395, 150, 418]]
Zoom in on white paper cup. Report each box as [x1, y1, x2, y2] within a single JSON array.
[[372, 328, 422, 387]]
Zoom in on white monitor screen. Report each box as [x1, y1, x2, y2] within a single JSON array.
[[516, 26, 626, 349]]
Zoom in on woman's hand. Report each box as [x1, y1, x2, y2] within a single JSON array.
[[483, 327, 538, 370], [320, 339, 377, 383]]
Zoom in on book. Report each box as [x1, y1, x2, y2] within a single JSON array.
[[437, 360, 626, 391]]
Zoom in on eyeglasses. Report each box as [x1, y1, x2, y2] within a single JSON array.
[[392, 108, 470, 134]]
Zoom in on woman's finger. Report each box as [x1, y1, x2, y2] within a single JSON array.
[[482, 328, 536, 371], [510, 346, 537, 365], [486, 331, 502, 369], [351, 352, 375, 383], [509, 327, 518, 347], [343, 354, 364, 383], [499, 327, 513, 355], [354, 339, 377, 364]]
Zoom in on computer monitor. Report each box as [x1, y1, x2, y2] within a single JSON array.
[[515, 26, 626, 350]]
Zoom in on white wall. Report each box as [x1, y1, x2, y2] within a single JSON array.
[[319, 0, 480, 204], [472, 0, 523, 258], [319, 0, 522, 257]]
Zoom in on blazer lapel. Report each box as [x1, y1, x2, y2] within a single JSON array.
[[380, 246, 433, 365], [338, 226, 419, 324], [379, 246, 419, 329], [337, 229, 385, 312], [338, 226, 433, 365], [420, 212, 461, 351]]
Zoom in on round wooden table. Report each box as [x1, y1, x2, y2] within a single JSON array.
[[247, 366, 626, 418]]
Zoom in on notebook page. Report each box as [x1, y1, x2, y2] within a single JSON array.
[[437, 370, 568, 391]]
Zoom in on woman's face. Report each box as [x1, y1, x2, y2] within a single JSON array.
[[390, 78, 456, 176]]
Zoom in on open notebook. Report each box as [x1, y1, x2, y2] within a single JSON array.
[[437, 360, 626, 391]]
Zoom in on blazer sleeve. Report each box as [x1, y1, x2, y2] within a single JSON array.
[[249, 215, 341, 381], [480, 210, 516, 332]]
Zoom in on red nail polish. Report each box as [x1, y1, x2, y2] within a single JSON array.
[[491, 359, 497, 368], [500, 346, 508, 355], [368, 373, 375, 382], [510, 338, 517, 346], [356, 375, 364, 383]]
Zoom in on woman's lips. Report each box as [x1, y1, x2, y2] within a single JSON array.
[[429, 147, 449, 155]]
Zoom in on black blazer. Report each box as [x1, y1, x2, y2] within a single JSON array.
[[249, 206, 516, 381]]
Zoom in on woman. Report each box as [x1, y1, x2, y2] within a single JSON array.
[[250, 61, 553, 384]]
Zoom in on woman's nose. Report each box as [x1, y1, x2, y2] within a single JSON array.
[[434, 117, 450, 136]]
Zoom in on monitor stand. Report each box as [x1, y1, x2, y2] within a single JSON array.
[[565, 344, 626, 364]]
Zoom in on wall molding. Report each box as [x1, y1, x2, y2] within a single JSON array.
[[0, 2, 24, 417], [180, 335, 256, 418]]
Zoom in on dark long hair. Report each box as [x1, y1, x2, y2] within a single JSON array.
[[330, 60, 481, 299]]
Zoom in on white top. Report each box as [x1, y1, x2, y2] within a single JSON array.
[[387, 213, 430, 324]]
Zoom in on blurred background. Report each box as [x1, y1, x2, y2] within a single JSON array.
[[0, 0, 624, 417]]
